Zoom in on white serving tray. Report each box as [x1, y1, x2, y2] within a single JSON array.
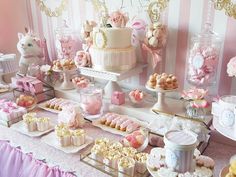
[[213, 116, 236, 141], [92, 115, 148, 136], [37, 99, 79, 114], [41, 132, 93, 154], [11, 121, 54, 137], [92, 119, 130, 136]]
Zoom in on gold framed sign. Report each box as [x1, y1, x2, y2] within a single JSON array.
[[212, 0, 236, 19]]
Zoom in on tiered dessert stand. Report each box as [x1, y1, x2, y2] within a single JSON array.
[[53, 68, 77, 90], [145, 85, 182, 114], [78, 63, 147, 98]]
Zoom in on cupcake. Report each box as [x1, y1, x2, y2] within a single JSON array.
[[134, 152, 148, 173], [91, 144, 106, 166], [56, 129, 71, 147], [95, 137, 110, 146], [23, 113, 37, 132], [110, 142, 123, 151], [118, 157, 135, 177], [55, 123, 71, 147], [122, 147, 137, 158], [103, 150, 122, 172], [71, 129, 85, 146], [36, 117, 50, 132]]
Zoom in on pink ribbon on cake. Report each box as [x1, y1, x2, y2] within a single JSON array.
[[142, 43, 162, 69]]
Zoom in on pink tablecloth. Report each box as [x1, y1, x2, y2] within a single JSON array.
[[0, 140, 75, 177]]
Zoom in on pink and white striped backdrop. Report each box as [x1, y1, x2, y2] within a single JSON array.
[[26, 0, 236, 95]]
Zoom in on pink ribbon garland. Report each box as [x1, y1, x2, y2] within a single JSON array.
[[142, 43, 162, 69]]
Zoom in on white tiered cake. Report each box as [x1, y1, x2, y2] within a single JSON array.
[[90, 12, 137, 71]]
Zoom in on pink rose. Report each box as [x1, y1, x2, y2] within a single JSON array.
[[109, 11, 129, 28], [74, 51, 91, 67], [181, 87, 208, 100]]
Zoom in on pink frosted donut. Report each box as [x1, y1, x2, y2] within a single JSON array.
[[126, 122, 140, 133], [110, 116, 122, 128], [115, 117, 128, 129], [120, 119, 133, 131], [105, 113, 118, 126]]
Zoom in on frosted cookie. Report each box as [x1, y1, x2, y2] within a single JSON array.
[[146, 155, 165, 171], [196, 155, 215, 169], [157, 167, 178, 177], [134, 152, 148, 173], [178, 172, 195, 177], [193, 166, 213, 177], [150, 147, 165, 159]]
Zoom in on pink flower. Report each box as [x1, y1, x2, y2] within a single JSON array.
[[181, 87, 208, 100], [227, 56, 236, 77], [74, 51, 91, 67], [129, 89, 144, 103], [109, 11, 129, 28], [190, 100, 209, 108]]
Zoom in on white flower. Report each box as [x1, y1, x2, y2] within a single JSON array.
[[40, 64, 51, 73], [227, 57, 236, 77]]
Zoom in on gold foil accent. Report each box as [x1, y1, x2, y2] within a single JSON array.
[[148, 0, 169, 23], [36, 0, 68, 17], [94, 30, 107, 49], [212, 0, 236, 19]]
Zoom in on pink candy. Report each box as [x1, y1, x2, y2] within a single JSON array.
[[56, 34, 79, 59], [83, 99, 102, 115], [187, 44, 219, 86]]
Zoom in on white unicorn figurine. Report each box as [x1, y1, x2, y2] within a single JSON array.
[[17, 28, 44, 76]]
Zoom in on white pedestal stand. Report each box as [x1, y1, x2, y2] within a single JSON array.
[[78, 63, 146, 98], [0, 54, 17, 85], [146, 85, 182, 114], [53, 69, 76, 90]]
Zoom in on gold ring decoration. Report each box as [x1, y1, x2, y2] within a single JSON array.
[[94, 29, 107, 49], [212, 0, 236, 19], [36, 0, 68, 17], [148, 0, 169, 23]]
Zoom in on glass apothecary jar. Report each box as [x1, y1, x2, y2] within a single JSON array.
[[80, 86, 103, 119], [186, 24, 221, 87], [55, 21, 80, 59]]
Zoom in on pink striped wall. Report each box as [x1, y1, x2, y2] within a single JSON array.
[[1, 0, 236, 95], [175, 0, 191, 91]]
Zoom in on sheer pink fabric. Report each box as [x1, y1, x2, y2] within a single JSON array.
[[0, 140, 75, 177]]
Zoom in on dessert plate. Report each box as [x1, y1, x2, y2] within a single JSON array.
[[92, 119, 130, 136], [11, 121, 54, 137], [92, 116, 148, 136], [220, 165, 229, 177], [41, 132, 93, 154], [38, 99, 79, 114]]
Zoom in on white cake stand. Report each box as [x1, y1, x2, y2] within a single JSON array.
[[53, 68, 76, 90], [78, 63, 146, 98], [146, 85, 178, 114]]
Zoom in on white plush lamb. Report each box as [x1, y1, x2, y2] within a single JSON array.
[[17, 30, 44, 76]]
